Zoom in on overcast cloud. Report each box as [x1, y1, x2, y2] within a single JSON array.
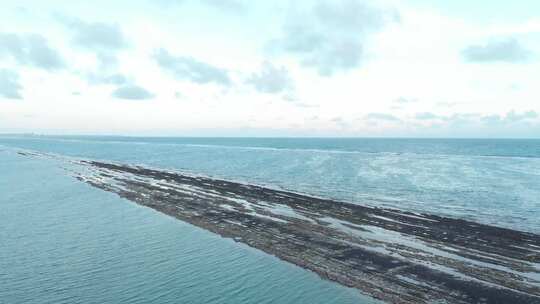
[[462, 38, 532, 63], [271, 0, 398, 75], [112, 85, 154, 100], [0, 69, 22, 99], [246, 62, 292, 94], [0, 0, 539, 137], [0, 33, 64, 70], [58, 16, 128, 51], [154, 48, 231, 86]]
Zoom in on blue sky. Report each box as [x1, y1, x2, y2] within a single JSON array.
[[1, 0, 539, 137]]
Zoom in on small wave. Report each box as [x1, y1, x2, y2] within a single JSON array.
[[2, 135, 540, 160]]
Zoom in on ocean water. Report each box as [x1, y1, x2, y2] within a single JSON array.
[[1, 137, 540, 304], [1, 135, 539, 232], [0, 149, 378, 304]]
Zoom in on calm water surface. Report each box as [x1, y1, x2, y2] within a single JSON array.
[[0, 149, 378, 304]]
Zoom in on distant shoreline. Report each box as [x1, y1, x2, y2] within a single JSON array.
[[3, 133, 540, 140]]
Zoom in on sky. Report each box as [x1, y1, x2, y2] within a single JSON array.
[[0, 0, 539, 137]]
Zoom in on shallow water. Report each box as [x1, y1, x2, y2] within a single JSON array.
[[1, 136, 539, 232], [0, 150, 379, 304]]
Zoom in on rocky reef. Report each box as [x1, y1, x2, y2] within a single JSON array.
[[20, 151, 540, 304]]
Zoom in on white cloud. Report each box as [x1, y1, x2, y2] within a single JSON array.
[[153, 48, 231, 86], [0, 32, 64, 70], [0, 69, 22, 99], [0, 0, 539, 137], [246, 61, 292, 94], [365, 112, 401, 122], [462, 38, 532, 63], [57, 15, 128, 51], [86, 73, 127, 85], [112, 85, 154, 100], [270, 0, 398, 76]]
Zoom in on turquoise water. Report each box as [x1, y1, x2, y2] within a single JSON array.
[[1, 135, 539, 232], [0, 149, 378, 304], [1, 136, 539, 303]]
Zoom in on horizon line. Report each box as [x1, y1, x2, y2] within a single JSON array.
[[1, 133, 540, 140]]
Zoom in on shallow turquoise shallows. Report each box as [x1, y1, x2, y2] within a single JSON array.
[[0, 150, 379, 304]]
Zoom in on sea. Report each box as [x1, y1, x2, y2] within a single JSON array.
[[1, 135, 539, 303]]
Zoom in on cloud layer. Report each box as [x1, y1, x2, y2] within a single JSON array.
[[112, 85, 154, 100], [154, 48, 231, 85], [462, 38, 531, 63], [58, 16, 127, 51], [0, 1, 539, 136], [0, 69, 22, 99], [87, 73, 127, 85], [365, 113, 401, 122], [0, 33, 64, 70], [272, 0, 398, 75], [246, 62, 292, 94]]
